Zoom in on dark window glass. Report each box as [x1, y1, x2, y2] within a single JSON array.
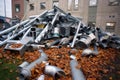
[[40, 2, 46, 9], [106, 22, 116, 32], [53, 1, 59, 7], [15, 4, 20, 12], [89, 0, 97, 6], [108, 0, 120, 6], [30, 4, 34, 10]]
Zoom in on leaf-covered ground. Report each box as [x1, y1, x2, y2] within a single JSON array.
[[0, 47, 120, 80]]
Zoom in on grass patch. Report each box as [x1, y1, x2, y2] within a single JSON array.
[[0, 58, 18, 80]]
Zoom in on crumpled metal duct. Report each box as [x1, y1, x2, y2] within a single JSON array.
[[77, 33, 96, 49], [70, 59, 86, 80], [44, 65, 65, 80], [19, 50, 48, 79]]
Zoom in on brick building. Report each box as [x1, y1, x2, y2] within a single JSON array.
[[12, 0, 26, 19], [23, 0, 120, 36]]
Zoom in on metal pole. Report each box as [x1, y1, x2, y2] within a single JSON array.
[[71, 21, 81, 48]]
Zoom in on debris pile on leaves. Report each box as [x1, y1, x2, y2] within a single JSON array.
[[0, 47, 120, 80], [0, 6, 120, 80]]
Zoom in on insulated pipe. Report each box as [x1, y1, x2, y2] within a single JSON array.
[[44, 65, 65, 79], [35, 12, 60, 43], [20, 50, 48, 79], [0, 19, 29, 35], [70, 60, 86, 80], [0, 26, 31, 46]]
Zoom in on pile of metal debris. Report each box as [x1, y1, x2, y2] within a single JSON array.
[[0, 6, 120, 80]]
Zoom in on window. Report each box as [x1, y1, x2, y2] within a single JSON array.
[[40, 2, 46, 9], [53, 1, 59, 7], [68, 0, 72, 10], [30, 4, 34, 10], [74, 0, 79, 10], [89, 0, 97, 6], [108, 0, 120, 6], [15, 4, 20, 12], [88, 22, 96, 27], [106, 22, 116, 32]]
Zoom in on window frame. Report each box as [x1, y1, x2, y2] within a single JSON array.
[[29, 3, 34, 11], [68, 0, 72, 10], [89, 0, 98, 7], [106, 22, 116, 32], [15, 4, 20, 13], [53, 0, 59, 7], [40, 2, 46, 10], [74, 0, 79, 10], [108, 0, 120, 6]]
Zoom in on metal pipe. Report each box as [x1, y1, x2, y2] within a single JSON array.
[[35, 23, 50, 43], [44, 65, 65, 79], [23, 10, 48, 28], [20, 50, 48, 79], [35, 12, 60, 43], [36, 75, 45, 80], [81, 43, 98, 56], [0, 19, 29, 35], [0, 26, 31, 46], [70, 60, 86, 80], [53, 5, 79, 22], [78, 33, 96, 49], [45, 39, 60, 48], [21, 28, 31, 39], [59, 36, 73, 45], [11, 10, 48, 36], [18, 61, 29, 71], [71, 21, 81, 48]]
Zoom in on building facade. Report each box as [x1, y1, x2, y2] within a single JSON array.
[[0, 0, 12, 18], [25, 0, 120, 36], [12, 0, 26, 19]]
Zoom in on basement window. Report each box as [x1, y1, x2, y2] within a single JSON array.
[[106, 22, 116, 32], [15, 4, 20, 12], [40, 2, 46, 9], [30, 4, 34, 10]]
